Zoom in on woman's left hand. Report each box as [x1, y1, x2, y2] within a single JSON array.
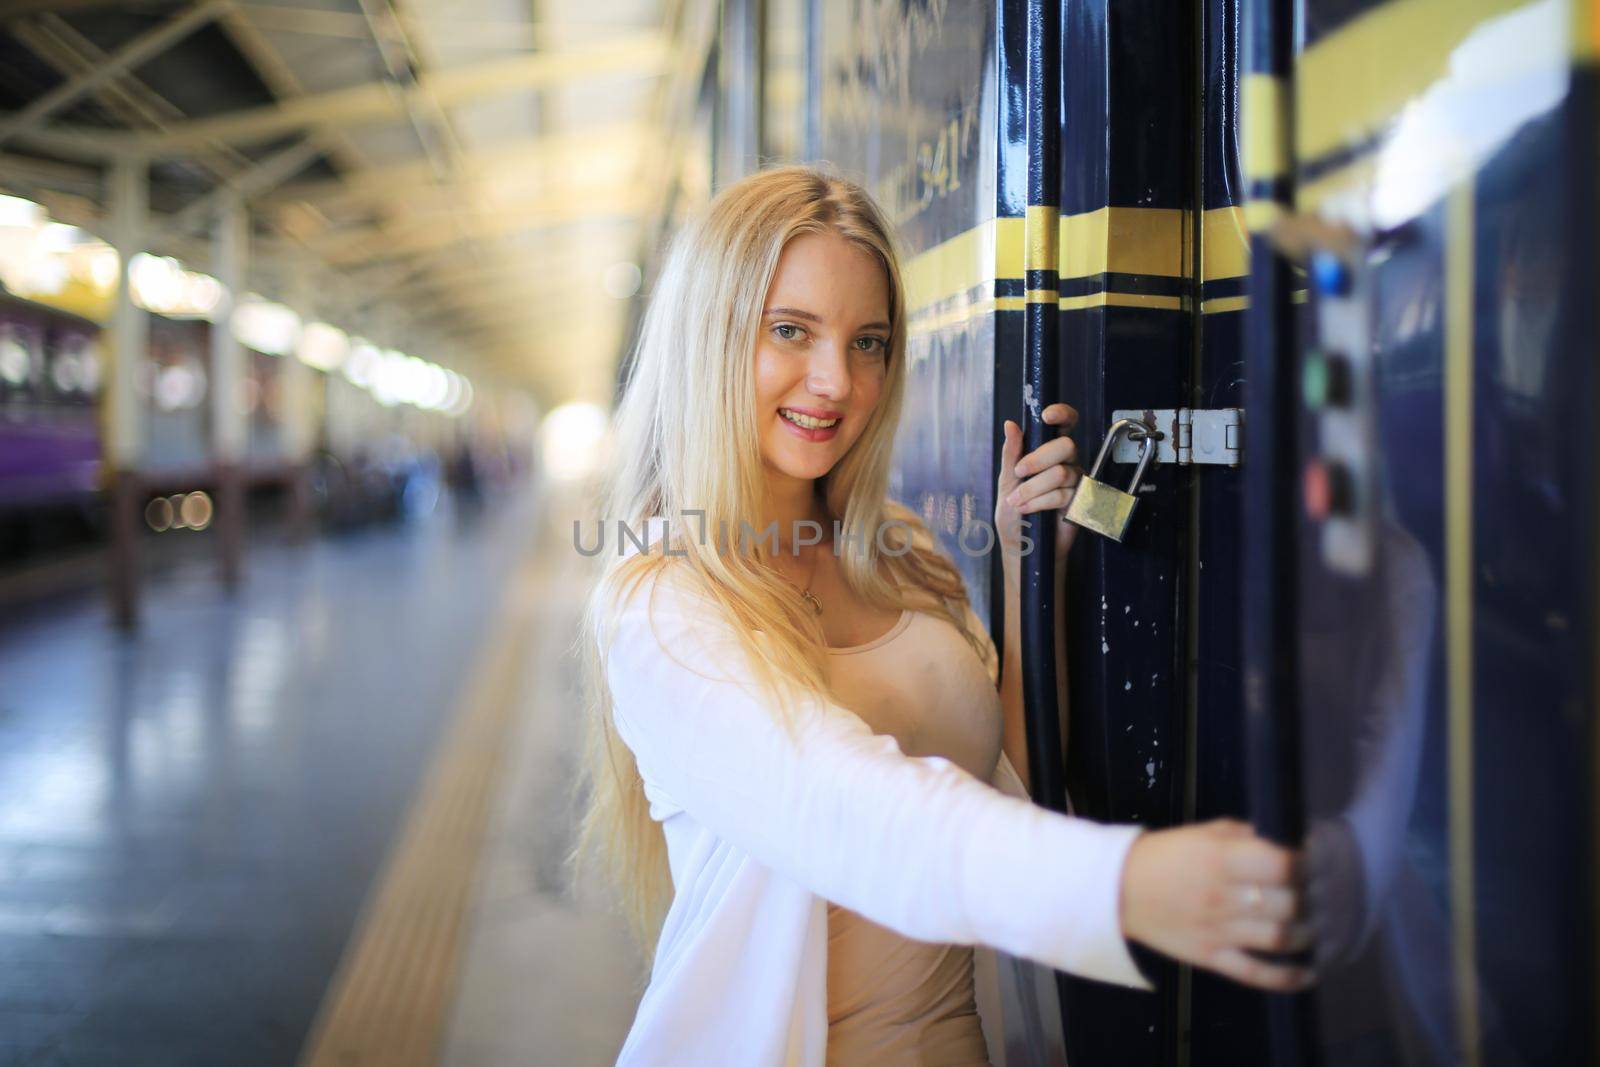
[[995, 403, 1082, 567]]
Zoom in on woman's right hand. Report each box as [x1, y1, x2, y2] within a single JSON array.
[[1119, 818, 1315, 991]]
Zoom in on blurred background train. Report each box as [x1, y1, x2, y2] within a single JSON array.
[[1, 0, 1595, 1066], [0, 229, 534, 581]]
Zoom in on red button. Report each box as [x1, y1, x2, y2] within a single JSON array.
[[1303, 460, 1351, 520]]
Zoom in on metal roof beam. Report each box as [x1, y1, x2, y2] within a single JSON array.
[[206, 3, 495, 345], [406, 281, 600, 316], [0, 0, 233, 150], [0, 151, 99, 196], [234, 3, 383, 40], [234, 4, 642, 49], [260, 124, 645, 211], [381, 259, 604, 301], [156, 137, 322, 240], [306, 175, 638, 237], [314, 193, 644, 265], [4, 10, 260, 177], [1, 0, 173, 14], [20, 34, 670, 157], [424, 301, 618, 335]]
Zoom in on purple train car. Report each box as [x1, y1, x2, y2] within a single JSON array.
[[0, 289, 103, 515]]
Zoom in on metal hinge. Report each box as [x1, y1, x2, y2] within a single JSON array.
[[1109, 408, 1243, 467]]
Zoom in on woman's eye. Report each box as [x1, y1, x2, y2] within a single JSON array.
[[774, 323, 804, 341], [854, 336, 887, 354]]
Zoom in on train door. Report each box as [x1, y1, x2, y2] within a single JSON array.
[[1058, 1, 1600, 1065], [1039, 0, 1276, 1063], [1236, 2, 1600, 1066]]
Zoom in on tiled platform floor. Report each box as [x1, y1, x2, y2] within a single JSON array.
[[0, 488, 639, 1066], [435, 486, 643, 1066]]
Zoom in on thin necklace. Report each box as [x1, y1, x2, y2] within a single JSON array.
[[799, 546, 823, 616], [781, 543, 824, 616]]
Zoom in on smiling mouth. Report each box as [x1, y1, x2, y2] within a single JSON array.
[[779, 408, 841, 430]]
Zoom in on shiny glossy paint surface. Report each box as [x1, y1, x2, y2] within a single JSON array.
[[1268, 1, 1598, 1064], [1191, 0, 1281, 1062], [804, 3, 1598, 1064], [816, 0, 1002, 623], [1054, 1, 1196, 1061], [1017, 0, 1070, 821]]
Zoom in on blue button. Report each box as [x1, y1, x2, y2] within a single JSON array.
[[1310, 250, 1351, 296]]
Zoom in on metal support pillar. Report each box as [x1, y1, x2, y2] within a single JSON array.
[[211, 191, 248, 588], [283, 253, 318, 542], [713, 0, 763, 186], [107, 156, 148, 631]]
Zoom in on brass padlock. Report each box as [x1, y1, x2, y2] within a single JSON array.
[[1064, 417, 1158, 542]]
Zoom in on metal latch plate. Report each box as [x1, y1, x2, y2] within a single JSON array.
[[1109, 408, 1242, 467]]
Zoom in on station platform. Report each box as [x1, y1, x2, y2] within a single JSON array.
[[0, 485, 641, 1067]]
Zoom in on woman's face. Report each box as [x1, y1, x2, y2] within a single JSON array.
[[753, 229, 892, 487]]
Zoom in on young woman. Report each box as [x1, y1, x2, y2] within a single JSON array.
[[573, 166, 1310, 1066]]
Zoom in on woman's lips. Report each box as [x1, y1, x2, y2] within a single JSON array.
[[778, 408, 840, 441]]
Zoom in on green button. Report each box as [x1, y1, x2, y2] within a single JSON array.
[[1303, 351, 1330, 408]]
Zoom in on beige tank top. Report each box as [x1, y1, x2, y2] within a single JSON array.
[[821, 603, 1002, 1067]]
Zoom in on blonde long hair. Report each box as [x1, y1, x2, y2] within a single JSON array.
[[569, 164, 986, 966]]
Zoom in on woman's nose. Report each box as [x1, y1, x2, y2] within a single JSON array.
[[805, 343, 851, 400]]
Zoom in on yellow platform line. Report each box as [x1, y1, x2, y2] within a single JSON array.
[[297, 550, 545, 1067]]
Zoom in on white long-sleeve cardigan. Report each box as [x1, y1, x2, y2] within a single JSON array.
[[597, 521, 1153, 1066]]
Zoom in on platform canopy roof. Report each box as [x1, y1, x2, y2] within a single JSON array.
[[0, 0, 718, 407]]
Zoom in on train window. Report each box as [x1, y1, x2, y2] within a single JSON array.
[[0, 335, 29, 385], [152, 357, 206, 412], [49, 351, 77, 395], [46, 331, 99, 403], [79, 344, 101, 395], [0, 326, 38, 400]]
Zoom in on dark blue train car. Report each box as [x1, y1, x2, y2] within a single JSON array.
[[1238, 3, 1600, 1066], [732, 0, 1600, 1064]]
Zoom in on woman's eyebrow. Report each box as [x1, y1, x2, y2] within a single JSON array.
[[763, 306, 822, 322], [764, 306, 891, 331]]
